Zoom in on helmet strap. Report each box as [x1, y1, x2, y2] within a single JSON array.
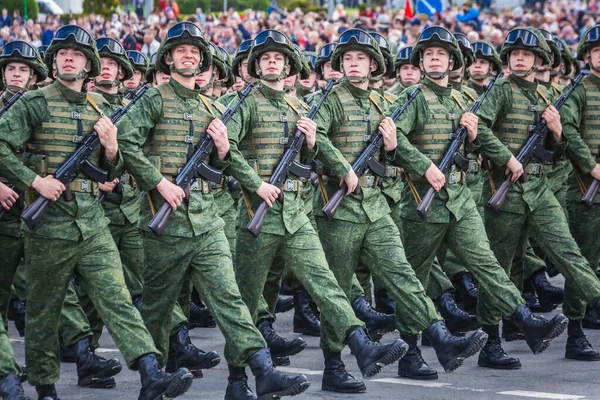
[[512, 53, 537, 78], [257, 57, 289, 82], [167, 53, 201, 77], [53, 56, 89, 82], [421, 52, 452, 80], [342, 59, 373, 84]]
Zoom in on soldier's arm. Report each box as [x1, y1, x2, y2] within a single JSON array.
[[563, 87, 597, 174], [0, 93, 46, 190], [314, 94, 352, 179], [116, 90, 164, 191], [223, 98, 264, 193], [476, 83, 514, 166], [392, 90, 433, 176]]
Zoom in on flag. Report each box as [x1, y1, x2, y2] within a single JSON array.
[[405, 0, 414, 19]]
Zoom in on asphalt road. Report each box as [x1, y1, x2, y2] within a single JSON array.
[[8, 276, 600, 400]]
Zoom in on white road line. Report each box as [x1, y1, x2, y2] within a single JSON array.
[[9, 338, 24, 344], [370, 377, 452, 388], [497, 390, 586, 399], [276, 367, 323, 376], [95, 347, 119, 353]]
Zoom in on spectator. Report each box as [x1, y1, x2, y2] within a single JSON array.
[[141, 28, 160, 57], [0, 9, 12, 28], [196, 8, 206, 24], [456, 1, 481, 31], [41, 20, 58, 46], [121, 22, 138, 50]]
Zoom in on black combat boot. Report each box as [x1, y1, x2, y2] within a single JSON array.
[[565, 319, 600, 361], [189, 301, 216, 329], [166, 325, 220, 378], [225, 365, 257, 400], [0, 373, 31, 400], [345, 327, 408, 378], [532, 270, 563, 309], [292, 288, 320, 337], [321, 350, 366, 393], [374, 288, 396, 315], [257, 319, 306, 358], [351, 296, 395, 340], [397, 334, 438, 380], [248, 349, 310, 400], [478, 325, 521, 369], [71, 337, 122, 388], [59, 342, 75, 364], [279, 282, 293, 296], [426, 321, 488, 372], [137, 353, 193, 400], [501, 318, 524, 342], [512, 304, 567, 354], [453, 272, 478, 314], [275, 296, 294, 314], [582, 307, 600, 330], [35, 385, 58, 400], [436, 291, 480, 334], [7, 300, 25, 337]]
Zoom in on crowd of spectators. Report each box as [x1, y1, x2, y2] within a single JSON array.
[[0, 0, 598, 57]]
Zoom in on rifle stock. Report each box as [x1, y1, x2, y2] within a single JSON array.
[[0, 90, 24, 117]]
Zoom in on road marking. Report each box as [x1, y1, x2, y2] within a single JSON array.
[[498, 390, 586, 399], [276, 367, 323, 376], [10, 339, 24, 344], [371, 377, 451, 388], [95, 347, 119, 353]]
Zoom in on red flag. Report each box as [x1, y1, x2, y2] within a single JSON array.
[[404, 0, 414, 19]]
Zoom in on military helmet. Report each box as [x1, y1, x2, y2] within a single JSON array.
[[500, 27, 551, 66], [368, 31, 395, 77], [96, 37, 134, 81], [578, 25, 600, 61], [411, 26, 463, 71], [315, 42, 336, 76], [331, 29, 385, 76], [127, 50, 150, 74], [0, 40, 48, 82], [303, 51, 317, 71], [538, 29, 561, 68], [294, 44, 311, 80], [471, 40, 502, 73], [395, 46, 414, 69], [37, 45, 49, 60], [232, 39, 252, 77], [207, 42, 235, 88], [145, 52, 159, 82], [554, 36, 573, 76], [247, 30, 301, 79], [453, 33, 475, 68], [44, 25, 101, 78], [156, 22, 212, 75]]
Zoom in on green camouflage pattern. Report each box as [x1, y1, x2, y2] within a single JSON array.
[[0, 315, 20, 375]]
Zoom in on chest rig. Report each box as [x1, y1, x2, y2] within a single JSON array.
[[239, 89, 305, 185], [581, 78, 600, 161]]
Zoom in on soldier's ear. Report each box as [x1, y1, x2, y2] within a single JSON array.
[[370, 60, 378, 72]]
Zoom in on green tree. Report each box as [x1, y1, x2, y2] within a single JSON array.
[[4, 0, 39, 21], [83, 0, 121, 18]]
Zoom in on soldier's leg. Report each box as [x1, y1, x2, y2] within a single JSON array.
[[0, 234, 23, 324], [11, 262, 26, 302], [263, 256, 285, 316], [221, 205, 238, 269], [59, 283, 93, 348], [427, 258, 455, 301], [115, 222, 144, 299], [354, 263, 372, 302], [0, 315, 20, 376]]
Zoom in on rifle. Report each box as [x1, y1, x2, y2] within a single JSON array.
[[148, 83, 255, 236], [581, 150, 600, 207], [0, 90, 25, 118], [322, 86, 421, 220], [245, 78, 338, 238], [21, 85, 150, 229], [488, 71, 587, 211], [416, 73, 503, 219]]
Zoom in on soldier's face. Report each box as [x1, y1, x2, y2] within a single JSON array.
[[232, 76, 245, 91], [258, 51, 288, 77], [125, 70, 143, 88], [56, 48, 88, 76], [240, 58, 252, 81], [342, 50, 376, 79], [585, 46, 600, 70], [322, 61, 343, 80], [195, 64, 214, 87], [99, 57, 122, 82], [299, 70, 317, 87], [283, 74, 298, 88], [398, 64, 421, 84], [469, 58, 491, 77], [508, 49, 537, 73], [421, 47, 452, 73], [155, 71, 171, 85], [3, 62, 33, 89], [170, 44, 201, 72]]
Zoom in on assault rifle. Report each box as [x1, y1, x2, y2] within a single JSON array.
[[582, 150, 600, 207], [0, 90, 25, 118]]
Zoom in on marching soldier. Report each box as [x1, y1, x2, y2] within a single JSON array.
[[387, 46, 422, 96], [124, 50, 150, 94]]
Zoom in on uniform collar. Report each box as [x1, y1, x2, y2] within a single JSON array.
[[342, 78, 371, 100], [450, 80, 462, 91], [94, 88, 123, 105], [467, 79, 484, 95], [54, 80, 87, 103], [258, 83, 286, 100], [423, 77, 452, 96], [508, 73, 538, 91], [535, 79, 552, 89], [168, 77, 199, 100], [587, 72, 600, 88]]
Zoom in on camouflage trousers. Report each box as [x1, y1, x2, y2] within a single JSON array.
[[400, 200, 525, 327], [24, 228, 157, 385], [142, 225, 265, 367], [59, 283, 93, 347], [0, 315, 20, 376], [316, 214, 440, 336], [0, 233, 23, 327], [10, 262, 26, 302], [484, 185, 600, 323], [236, 219, 364, 353]]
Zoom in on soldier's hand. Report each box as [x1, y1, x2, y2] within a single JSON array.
[[461, 112, 479, 142], [256, 182, 280, 207], [424, 163, 445, 192], [542, 105, 562, 140], [32, 175, 65, 201], [207, 119, 229, 160], [341, 169, 358, 194], [0, 182, 19, 210], [156, 178, 186, 210], [95, 116, 119, 161], [297, 117, 317, 149], [98, 178, 119, 193], [591, 164, 600, 181], [506, 155, 524, 182], [379, 117, 397, 152]]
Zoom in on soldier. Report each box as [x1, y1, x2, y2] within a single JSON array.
[[230, 39, 254, 92], [476, 26, 600, 366], [468, 40, 502, 94], [557, 25, 600, 360], [314, 27, 490, 384], [387, 46, 422, 96], [0, 315, 29, 399], [393, 26, 569, 371], [0, 24, 195, 400], [368, 32, 397, 106], [313, 42, 343, 92], [116, 22, 311, 399], [296, 51, 318, 100], [196, 42, 234, 100], [124, 50, 150, 94], [145, 52, 171, 86], [227, 29, 409, 394]]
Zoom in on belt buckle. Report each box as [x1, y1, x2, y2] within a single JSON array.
[[528, 105, 540, 112], [71, 111, 81, 120], [468, 159, 478, 173], [80, 180, 89, 193], [183, 112, 193, 121], [280, 137, 289, 145], [364, 175, 374, 187], [286, 179, 296, 191], [190, 180, 199, 191], [447, 113, 456, 120], [72, 135, 83, 143], [120, 173, 129, 182], [448, 172, 457, 185], [184, 135, 194, 143], [202, 180, 210, 193], [363, 135, 371, 142], [530, 164, 540, 175], [527, 125, 536, 132], [363, 114, 371, 122], [280, 114, 288, 122]]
